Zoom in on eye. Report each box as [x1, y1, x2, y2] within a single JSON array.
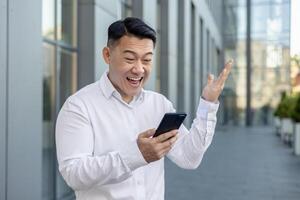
[[143, 59, 152, 63], [125, 57, 134, 61], [125, 57, 135, 63]]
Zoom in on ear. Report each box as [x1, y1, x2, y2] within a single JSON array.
[[102, 47, 110, 64]]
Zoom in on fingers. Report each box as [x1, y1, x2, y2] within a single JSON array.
[[155, 129, 178, 143], [207, 74, 214, 84], [216, 59, 233, 86], [227, 58, 234, 65], [139, 128, 155, 138], [159, 135, 178, 149], [137, 129, 178, 163], [155, 131, 178, 153], [156, 135, 178, 156]]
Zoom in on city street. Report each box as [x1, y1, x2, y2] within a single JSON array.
[[165, 126, 300, 200]]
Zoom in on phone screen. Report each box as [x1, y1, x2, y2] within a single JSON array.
[[153, 113, 187, 137]]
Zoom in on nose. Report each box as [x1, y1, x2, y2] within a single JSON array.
[[132, 60, 145, 74]]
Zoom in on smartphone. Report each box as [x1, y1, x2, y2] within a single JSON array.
[[153, 113, 187, 137]]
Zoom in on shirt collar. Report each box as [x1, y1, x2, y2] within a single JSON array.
[[99, 70, 145, 105], [100, 70, 116, 99]]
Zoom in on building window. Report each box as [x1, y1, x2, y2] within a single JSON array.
[[191, 3, 196, 115], [223, 0, 291, 125], [207, 30, 210, 74], [177, 0, 185, 112], [42, 0, 78, 199], [156, 0, 162, 92], [199, 18, 204, 90]]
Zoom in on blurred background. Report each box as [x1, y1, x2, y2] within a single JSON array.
[[1, 0, 300, 199]]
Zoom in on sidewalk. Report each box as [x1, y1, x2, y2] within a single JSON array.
[[165, 126, 300, 200]]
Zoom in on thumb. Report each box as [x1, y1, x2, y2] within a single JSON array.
[[207, 74, 214, 84], [139, 128, 155, 138]]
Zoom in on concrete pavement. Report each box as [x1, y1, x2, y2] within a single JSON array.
[[165, 126, 300, 200]]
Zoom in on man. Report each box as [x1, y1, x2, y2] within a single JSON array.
[[56, 17, 232, 199]]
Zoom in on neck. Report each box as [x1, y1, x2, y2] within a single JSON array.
[[122, 95, 133, 103], [107, 74, 134, 103]]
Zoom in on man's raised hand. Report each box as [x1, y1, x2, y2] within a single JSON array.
[[201, 59, 233, 102]]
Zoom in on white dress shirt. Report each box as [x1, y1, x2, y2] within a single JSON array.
[[55, 71, 219, 200]]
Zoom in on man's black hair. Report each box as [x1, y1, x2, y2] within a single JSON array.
[[107, 17, 156, 47]]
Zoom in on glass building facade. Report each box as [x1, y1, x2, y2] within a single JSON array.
[[223, 0, 291, 125], [42, 0, 78, 198]]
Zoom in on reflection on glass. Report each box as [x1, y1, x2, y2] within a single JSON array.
[[223, 0, 247, 125], [223, 0, 290, 125], [57, 0, 77, 47], [122, 0, 133, 18], [190, 3, 196, 115], [200, 18, 204, 90], [206, 30, 210, 75], [42, 43, 55, 200], [42, 0, 78, 199], [42, 0, 55, 39], [59, 49, 77, 107], [55, 48, 77, 199], [250, 0, 290, 125], [155, 0, 161, 92]]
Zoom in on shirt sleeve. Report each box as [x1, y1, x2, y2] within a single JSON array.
[[55, 96, 147, 191], [166, 97, 219, 169]]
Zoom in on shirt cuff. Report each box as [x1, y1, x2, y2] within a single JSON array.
[[197, 97, 219, 121], [119, 140, 148, 171]]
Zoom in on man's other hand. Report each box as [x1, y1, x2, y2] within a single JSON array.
[[137, 129, 178, 163], [201, 59, 233, 102]]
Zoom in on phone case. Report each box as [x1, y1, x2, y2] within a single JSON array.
[[153, 113, 187, 137]]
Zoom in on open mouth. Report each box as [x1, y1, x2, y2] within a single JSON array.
[[126, 77, 143, 87]]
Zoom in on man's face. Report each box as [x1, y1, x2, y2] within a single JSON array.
[[103, 35, 154, 103]]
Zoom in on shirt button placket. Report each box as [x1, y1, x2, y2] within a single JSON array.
[[131, 107, 139, 135], [132, 106, 146, 199], [136, 178, 146, 199]]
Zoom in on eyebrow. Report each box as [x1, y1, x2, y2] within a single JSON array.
[[122, 50, 153, 56]]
